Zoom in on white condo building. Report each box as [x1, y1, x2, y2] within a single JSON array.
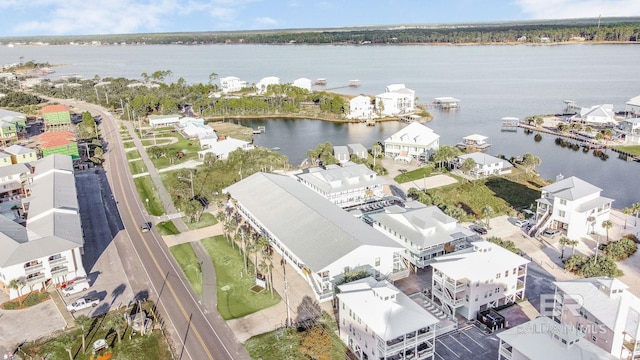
[[256, 76, 280, 95], [337, 277, 438, 360], [534, 175, 613, 239], [497, 316, 618, 360], [348, 95, 375, 120], [296, 163, 386, 208], [223, 172, 408, 302], [430, 241, 529, 320], [0, 154, 86, 299], [292, 77, 312, 91], [219, 76, 247, 93], [376, 84, 416, 116], [369, 201, 476, 271], [551, 277, 640, 359]]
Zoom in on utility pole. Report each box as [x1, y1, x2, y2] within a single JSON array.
[[283, 259, 291, 328]]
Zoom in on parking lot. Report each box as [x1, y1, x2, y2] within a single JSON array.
[[435, 324, 501, 360]]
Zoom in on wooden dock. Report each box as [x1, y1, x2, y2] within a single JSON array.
[[253, 126, 266, 134], [398, 114, 423, 123], [501, 117, 520, 131]]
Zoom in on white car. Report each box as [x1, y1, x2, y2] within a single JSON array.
[[514, 219, 529, 227], [61, 278, 90, 297]]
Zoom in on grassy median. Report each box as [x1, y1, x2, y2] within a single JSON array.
[[169, 243, 203, 296]]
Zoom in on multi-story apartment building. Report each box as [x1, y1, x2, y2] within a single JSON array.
[[337, 277, 438, 360]]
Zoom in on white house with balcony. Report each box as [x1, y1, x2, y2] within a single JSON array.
[[0, 163, 30, 201], [571, 104, 616, 126], [219, 76, 247, 93], [292, 77, 312, 91], [376, 84, 415, 116], [550, 277, 640, 360], [256, 76, 280, 95], [384, 122, 440, 161], [296, 163, 386, 208], [0, 154, 86, 300], [197, 137, 254, 161], [533, 175, 613, 239], [348, 95, 375, 120], [625, 95, 640, 117], [497, 316, 617, 360], [337, 277, 438, 360], [619, 118, 640, 144], [430, 241, 529, 320], [369, 201, 476, 272], [223, 172, 408, 302], [455, 152, 512, 178]]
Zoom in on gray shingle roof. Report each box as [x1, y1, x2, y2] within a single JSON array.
[[542, 176, 602, 201], [296, 163, 386, 195], [224, 172, 401, 271]]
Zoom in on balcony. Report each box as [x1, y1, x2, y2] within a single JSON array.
[[499, 345, 513, 358], [518, 267, 526, 276], [517, 280, 525, 290], [24, 262, 44, 274], [48, 256, 68, 266], [25, 273, 46, 285], [51, 266, 70, 277]]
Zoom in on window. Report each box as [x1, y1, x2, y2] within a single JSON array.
[[560, 199, 567, 205], [592, 335, 597, 342], [559, 210, 566, 218], [375, 257, 380, 267], [496, 273, 501, 279], [505, 271, 509, 277], [495, 287, 500, 294]]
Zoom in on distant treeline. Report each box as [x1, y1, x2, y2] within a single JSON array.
[[2, 18, 640, 45]]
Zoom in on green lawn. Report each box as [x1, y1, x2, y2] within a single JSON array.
[[183, 212, 219, 230], [244, 313, 348, 360], [20, 302, 172, 360], [146, 132, 201, 169], [201, 235, 281, 320], [133, 177, 165, 216], [169, 243, 203, 296], [394, 165, 433, 184], [129, 159, 148, 175], [156, 220, 180, 236], [613, 145, 640, 156], [123, 140, 136, 148], [126, 149, 141, 160]]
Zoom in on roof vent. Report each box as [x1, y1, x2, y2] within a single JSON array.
[[556, 173, 564, 182]]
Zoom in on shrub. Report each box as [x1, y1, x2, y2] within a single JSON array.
[[564, 254, 622, 277], [602, 237, 638, 261], [563, 254, 587, 273], [488, 237, 520, 254]]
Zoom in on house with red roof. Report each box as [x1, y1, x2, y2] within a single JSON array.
[[39, 131, 79, 159], [42, 104, 71, 131]]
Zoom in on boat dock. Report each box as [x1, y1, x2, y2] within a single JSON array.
[[433, 97, 460, 109], [564, 100, 581, 114], [456, 134, 491, 152], [253, 126, 266, 134], [398, 114, 424, 123]]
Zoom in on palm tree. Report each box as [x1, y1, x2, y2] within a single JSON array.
[[622, 207, 633, 229], [601, 220, 613, 243], [104, 314, 127, 344], [481, 205, 495, 229], [567, 239, 579, 256], [371, 142, 383, 167], [633, 203, 640, 226], [75, 314, 92, 353], [559, 236, 570, 259], [8, 278, 24, 305]]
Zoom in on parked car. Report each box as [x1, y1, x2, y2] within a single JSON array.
[[66, 296, 99, 313], [61, 278, 90, 297], [140, 222, 152, 233], [514, 219, 529, 227], [470, 224, 488, 235], [543, 228, 561, 237]]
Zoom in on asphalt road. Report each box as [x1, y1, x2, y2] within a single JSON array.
[[59, 99, 249, 360]]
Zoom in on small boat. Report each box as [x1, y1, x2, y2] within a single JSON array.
[[314, 78, 327, 86], [348, 80, 360, 87]]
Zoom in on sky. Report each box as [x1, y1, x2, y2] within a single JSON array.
[[0, 0, 639, 37]]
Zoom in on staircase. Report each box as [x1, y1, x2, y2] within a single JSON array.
[[530, 211, 551, 237]]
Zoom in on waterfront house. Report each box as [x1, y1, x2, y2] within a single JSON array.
[[148, 114, 181, 128], [430, 241, 529, 320], [333, 145, 350, 163], [369, 201, 476, 272], [0, 163, 30, 202], [296, 163, 386, 208], [4, 144, 37, 164], [376, 85, 416, 116], [347, 143, 368, 160], [551, 277, 640, 359], [571, 104, 616, 126], [223, 172, 407, 302], [619, 118, 640, 144], [219, 76, 247, 93], [197, 133, 219, 149], [39, 131, 79, 159], [196, 137, 253, 161], [497, 316, 617, 360], [0, 154, 87, 300], [533, 175, 613, 238], [178, 117, 205, 128], [292, 77, 312, 91], [41, 104, 71, 131], [625, 95, 640, 117], [348, 95, 375, 120], [337, 277, 438, 360], [383, 122, 440, 161], [256, 76, 280, 95], [454, 152, 512, 178], [182, 123, 215, 139]]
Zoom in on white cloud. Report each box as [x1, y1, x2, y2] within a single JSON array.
[[515, 0, 640, 19], [256, 17, 278, 25]]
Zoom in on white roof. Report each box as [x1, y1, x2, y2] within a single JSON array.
[[554, 277, 640, 329], [337, 277, 438, 340], [462, 134, 488, 142], [182, 123, 214, 138], [457, 152, 505, 166], [627, 95, 640, 106], [296, 163, 386, 194], [498, 316, 617, 360], [370, 202, 474, 249], [384, 122, 439, 146], [197, 137, 251, 157], [431, 241, 529, 281], [4, 144, 35, 155], [434, 97, 460, 102], [541, 176, 603, 201]]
